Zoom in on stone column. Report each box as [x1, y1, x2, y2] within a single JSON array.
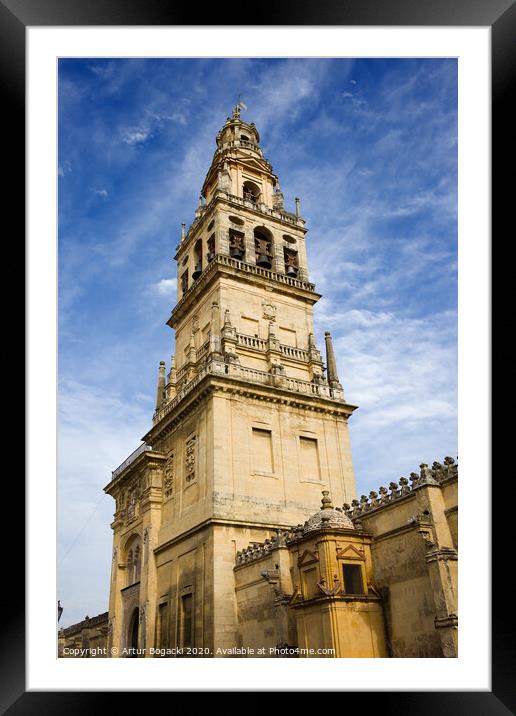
[[139, 455, 167, 656], [244, 225, 256, 265], [155, 361, 166, 410], [324, 333, 339, 385], [414, 482, 458, 657], [273, 230, 285, 274]]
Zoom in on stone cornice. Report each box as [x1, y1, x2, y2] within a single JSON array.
[[145, 369, 357, 445], [154, 516, 294, 555], [104, 451, 166, 495], [288, 593, 383, 609], [168, 253, 319, 328]]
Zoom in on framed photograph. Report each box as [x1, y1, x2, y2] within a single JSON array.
[[7, 0, 509, 709]]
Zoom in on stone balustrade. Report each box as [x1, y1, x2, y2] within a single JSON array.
[[170, 253, 316, 324], [236, 333, 311, 362], [237, 333, 267, 351], [112, 442, 154, 479], [153, 355, 344, 425]]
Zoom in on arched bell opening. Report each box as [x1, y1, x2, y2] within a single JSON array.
[[229, 229, 245, 261], [243, 180, 261, 204], [192, 239, 203, 280], [284, 247, 299, 277], [254, 227, 273, 270]]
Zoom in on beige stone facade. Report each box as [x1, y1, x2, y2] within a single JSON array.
[[65, 106, 458, 658]]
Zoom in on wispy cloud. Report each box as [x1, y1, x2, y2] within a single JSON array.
[[58, 377, 152, 626], [121, 127, 150, 145], [58, 57, 457, 620], [58, 160, 72, 177], [152, 277, 177, 296]]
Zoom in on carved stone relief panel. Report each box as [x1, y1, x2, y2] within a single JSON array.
[[262, 301, 277, 322], [185, 435, 197, 484], [164, 453, 174, 498]]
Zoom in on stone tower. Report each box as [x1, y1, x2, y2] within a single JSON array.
[[104, 105, 358, 656]]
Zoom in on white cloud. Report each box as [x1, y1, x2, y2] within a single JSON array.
[[95, 188, 108, 198], [313, 306, 457, 493], [152, 277, 177, 296], [121, 128, 150, 145], [58, 160, 72, 177]]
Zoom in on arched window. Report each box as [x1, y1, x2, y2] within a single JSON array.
[[243, 180, 261, 204], [125, 536, 142, 586], [284, 247, 299, 277], [192, 239, 203, 280], [133, 544, 141, 583]]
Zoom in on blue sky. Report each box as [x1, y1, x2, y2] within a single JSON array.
[[58, 58, 457, 627]]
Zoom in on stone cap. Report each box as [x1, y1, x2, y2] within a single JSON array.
[[302, 491, 354, 534]]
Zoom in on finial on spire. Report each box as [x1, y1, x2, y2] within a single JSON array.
[[232, 96, 247, 120], [180, 223, 185, 242], [321, 490, 333, 510]]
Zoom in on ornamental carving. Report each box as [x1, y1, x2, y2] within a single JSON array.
[[127, 489, 137, 521], [124, 480, 141, 522], [164, 453, 174, 497], [217, 168, 231, 191], [262, 302, 277, 322], [185, 435, 196, 483]]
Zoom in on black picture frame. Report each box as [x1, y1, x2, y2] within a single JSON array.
[[7, 0, 511, 710]]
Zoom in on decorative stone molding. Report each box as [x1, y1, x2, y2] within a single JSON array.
[[342, 457, 459, 521], [434, 613, 458, 629], [235, 531, 290, 565]]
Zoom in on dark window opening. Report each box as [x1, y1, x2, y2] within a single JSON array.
[[342, 564, 364, 595], [192, 239, 203, 280], [128, 608, 139, 656], [243, 180, 261, 203]]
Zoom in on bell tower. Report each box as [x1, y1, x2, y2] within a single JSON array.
[[105, 105, 358, 656]]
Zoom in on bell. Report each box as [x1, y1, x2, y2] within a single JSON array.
[[230, 247, 244, 260], [286, 264, 298, 277], [192, 261, 202, 280], [256, 253, 272, 269]]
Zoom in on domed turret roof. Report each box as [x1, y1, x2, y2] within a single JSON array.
[[303, 491, 354, 534]]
